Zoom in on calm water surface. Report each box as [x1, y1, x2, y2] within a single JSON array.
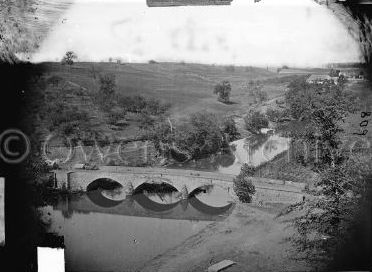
[[40, 186, 234, 272], [168, 133, 290, 175]]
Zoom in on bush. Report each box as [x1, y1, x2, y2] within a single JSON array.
[[244, 110, 269, 134], [240, 163, 255, 176], [221, 117, 240, 141], [117, 95, 170, 115], [96, 73, 116, 110], [233, 165, 256, 203], [213, 80, 231, 104], [257, 90, 268, 102], [266, 108, 290, 122], [247, 81, 267, 103]]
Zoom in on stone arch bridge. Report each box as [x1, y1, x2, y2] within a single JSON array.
[[53, 166, 307, 205]]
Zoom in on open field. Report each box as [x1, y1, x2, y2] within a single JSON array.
[[40, 62, 315, 120]]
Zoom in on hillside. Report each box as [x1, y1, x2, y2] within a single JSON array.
[[40, 62, 295, 120]]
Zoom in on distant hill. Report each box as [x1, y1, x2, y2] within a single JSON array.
[[41, 62, 284, 119]]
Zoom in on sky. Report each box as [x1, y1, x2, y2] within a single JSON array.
[[31, 0, 362, 67]]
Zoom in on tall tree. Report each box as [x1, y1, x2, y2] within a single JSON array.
[[61, 51, 77, 65]]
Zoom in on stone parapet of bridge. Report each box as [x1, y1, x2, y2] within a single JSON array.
[[53, 166, 307, 205]]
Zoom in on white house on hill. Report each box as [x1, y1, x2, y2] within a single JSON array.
[[306, 74, 338, 84]]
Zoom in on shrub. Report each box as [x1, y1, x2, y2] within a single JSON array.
[[266, 108, 289, 122], [233, 165, 256, 203], [117, 94, 170, 116], [240, 163, 255, 176], [247, 81, 267, 103], [214, 80, 231, 104], [221, 117, 240, 141], [257, 89, 268, 102], [244, 110, 269, 134]]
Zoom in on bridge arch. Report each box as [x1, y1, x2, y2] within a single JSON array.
[[131, 177, 185, 194], [132, 181, 179, 195], [187, 183, 236, 200], [86, 178, 123, 192]]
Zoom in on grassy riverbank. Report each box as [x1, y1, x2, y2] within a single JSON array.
[[140, 203, 310, 272]]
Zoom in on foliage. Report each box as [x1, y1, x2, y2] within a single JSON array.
[[279, 76, 370, 270], [180, 111, 224, 158], [280, 153, 372, 269], [233, 163, 256, 203], [150, 111, 224, 160], [214, 80, 232, 103], [96, 73, 116, 110], [117, 95, 170, 115], [46, 101, 95, 143], [265, 108, 290, 122], [61, 51, 77, 65], [240, 163, 256, 177], [244, 110, 269, 134], [247, 80, 267, 103], [220, 117, 240, 141], [285, 77, 358, 166]]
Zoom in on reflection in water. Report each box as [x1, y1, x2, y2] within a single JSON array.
[[39, 186, 234, 272], [168, 133, 290, 175]]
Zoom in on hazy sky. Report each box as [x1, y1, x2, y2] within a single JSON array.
[[31, 0, 362, 67]]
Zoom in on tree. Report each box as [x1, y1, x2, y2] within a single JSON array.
[[150, 111, 224, 161], [233, 163, 256, 203], [61, 51, 77, 65], [285, 77, 357, 166], [96, 73, 116, 110], [221, 117, 240, 141], [244, 110, 269, 134], [214, 80, 231, 104]]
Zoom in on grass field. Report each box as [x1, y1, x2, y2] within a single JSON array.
[[41, 62, 307, 120]]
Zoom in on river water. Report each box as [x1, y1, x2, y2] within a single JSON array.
[[39, 185, 234, 272], [168, 133, 290, 175]]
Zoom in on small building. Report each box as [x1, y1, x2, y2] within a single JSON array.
[[306, 74, 335, 84]]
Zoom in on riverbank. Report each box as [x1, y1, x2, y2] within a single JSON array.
[[139, 203, 310, 272]]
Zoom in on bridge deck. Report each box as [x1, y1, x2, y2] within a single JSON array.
[[54, 166, 306, 192]]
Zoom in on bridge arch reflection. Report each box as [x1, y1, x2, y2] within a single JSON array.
[[69, 187, 235, 221]]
